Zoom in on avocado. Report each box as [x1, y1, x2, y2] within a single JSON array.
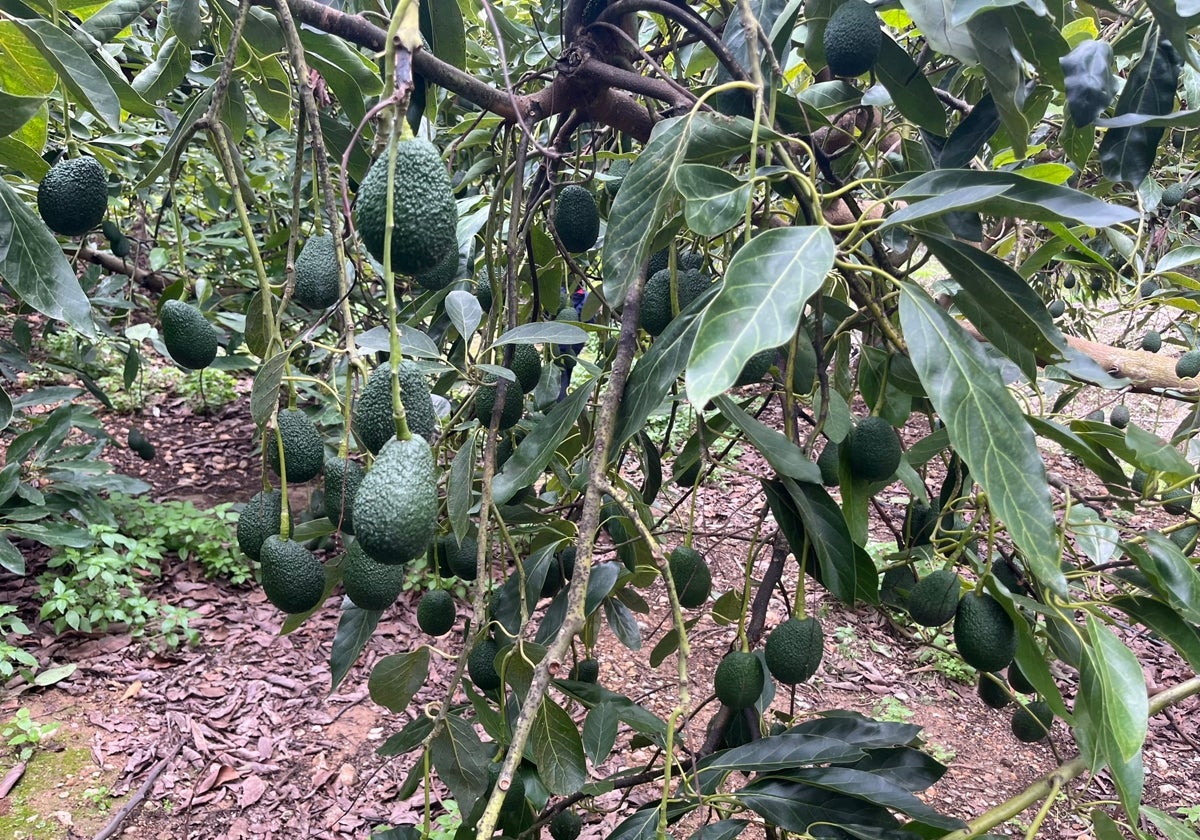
[[978, 673, 1012, 709], [1142, 330, 1162, 353], [259, 535, 326, 614], [435, 534, 479, 580], [508, 343, 542, 394], [846, 416, 902, 482], [906, 569, 961, 627], [37, 156, 109, 236], [667, 545, 712, 608], [354, 362, 437, 454], [549, 809, 583, 840], [554, 185, 600, 252], [111, 235, 132, 258], [127, 427, 155, 461], [1139, 279, 1159, 299], [764, 616, 824, 685], [1047, 300, 1066, 318], [416, 589, 456, 635], [1163, 182, 1188, 207], [1011, 699, 1053, 742], [569, 657, 599, 682], [713, 651, 764, 710], [1110, 404, 1130, 428], [341, 539, 406, 611], [468, 637, 502, 690], [236, 489, 289, 562], [954, 591, 1017, 673], [735, 348, 777, 386], [353, 434, 438, 565], [817, 441, 841, 487], [355, 138, 457, 276], [879, 564, 917, 608], [641, 267, 712, 336], [1177, 349, 1200, 378], [160, 300, 219, 371], [414, 244, 460, 292], [539, 546, 577, 598], [293, 234, 341, 309], [1008, 661, 1036, 694], [475, 267, 494, 312], [266, 408, 325, 483], [605, 159, 631, 197], [324, 456, 365, 533], [476, 378, 523, 429], [823, 0, 882, 78]]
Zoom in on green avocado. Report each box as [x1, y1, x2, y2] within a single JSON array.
[[554, 185, 600, 252], [417, 589, 456, 635], [355, 138, 457, 276], [667, 545, 712, 608], [354, 362, 437, 454], [823, 0, 882, 78], [414, 244, 460, 292], [324, 456, 365, 533], [160, 300, 219, 371], [266, 408, 325, 483], [236, 489, 290, 562], [260, 535, 326, 614], [508, 343, 542, 394], [764, 616, 824, 685], [906, 569, 961, 627], [954, 591, 1017, 673], [353, 434, 438, 565], [294, 234, 341, 309], [341, 539, 406, 611], [713, 651, 764, 710], [37, 156, 109, 236], [846, 416, 901, 482], [476, 378, 523, 430]]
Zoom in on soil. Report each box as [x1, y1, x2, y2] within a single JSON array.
[[2, 365, 1199, 840]]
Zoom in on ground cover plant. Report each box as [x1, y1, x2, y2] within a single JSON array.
[[3, 0, 1200, 837]]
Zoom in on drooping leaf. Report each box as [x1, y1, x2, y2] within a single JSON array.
[[368, 647, 430, 713], [713, 395, 822, 482], [784, 766, 966, 830], [604, 596, 642, 651], [448, 431, 476, 543], [418, 0, 465, 69], [874, 34, 946, 135], [530, 696, 587, 795], [489, 321, 587, 348], [0, 90, 44, 138], [1099, 35, 1181, 186], [493, 380, 595, 505], [329, 603, 381, 691], [1082, 614, 1148, 765], [891, 169, 1139, 227], [1109, 595, 1200, 671], [1144, 807, 1200, 840], [900, 0, 979, 63], [167, 0, 202, 47], [686, 226, 834, 409], [967, 12, 1029, 158], [736, 778, 900, 835], [78, 0, 158, 48], [11, 19, 120, 130], [429, 714, 491, 818], [1061, 39, 1119, 127], [0, 179, 95, 337], [249, 351, 288, 426], [688, 820, 751, 840], [695, 733, 866, 794], [675, 163, 752, 236], [924, 94, 1000, 169], [899, 284, 1066, 597]]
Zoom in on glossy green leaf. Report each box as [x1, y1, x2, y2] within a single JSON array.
[[1067, 506, 1120, 566], [329, 603, 381, 691], [1131, 533, 1200, 625], [167, 0, 201, 46], [368, 647, 430, 712], [874, 34, 945, 135], [675, 163, 751, 236], [11, 19, 120, 129], [604, 596, 641, 651], [736, 779, 900, 835], [1062, 39, 1118, 127], [445, 289, 482, 338], [613, 283, 716, 449], [249, 352, 288, 426], [1144, 807, 1200, 840], [419, 0, 465, 69], [899, 284, 1066, 597], [0, 136, 49, 180], [713, 395, 821, 482], [892, 169, 1138, 227], [1081, 614, 1148, 765], [1099, 36, 1181, 186], [134, 83, 212, 189], [430, 714, 491, 818], [686, 227, 833, 409], [531, 696, 587, 795], [786, 766, 965, 830], [553, 679, 668, 737], [493, 380, 594, 505], [301, 29, 382, 127], [997, 6, 1068, 89], [850, 746, 949, 792], [0, 179, 94, 337], [79, 0, 157, 47], [688, 819, 751, 840], [1092, 809, 1126, 840], [607, 807, 661, 840], [695, 733, 865, 794], [0, 90, 44, 138], [582, 700, 620, 765], [448, 431, 475, 543], [967, 12, 1028, 158], [377, 716, 433, 758], [489, 321, 587, 348], [1124, 424, 1194, 480], [603, 113, 775, 306], [1109, 595, 1200, 671], [0, 539, 24, 576]]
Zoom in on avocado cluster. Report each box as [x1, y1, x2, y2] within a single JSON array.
[[38, 156, 109, 236], [355, 138, 458, 276]]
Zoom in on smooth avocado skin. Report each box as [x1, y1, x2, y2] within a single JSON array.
[[1011, 699, 1053, 742], [355, 138, 458, 276], [38, 156, 109, 236], [764, 616, 824, 685], [416, 589, 456, 635], [554, 185, 600, 252], [954, 592, 1018, 673], [353, 434, 438, 565], [341, 539, 406, 611], [713, 651, 764, 710], [823, 0, 883, 78], [468, 637, 502, 690], [259, 535, 326, 614], [161, 300, 219, 371], [324, 456, 365, 533], [266, 408, 325, 483], [668, 546, 712, 608], [293, 234, 342, 309], [906, 569, 961, 627], [236, 489, 290, 561], [354, 362, 437, 454]]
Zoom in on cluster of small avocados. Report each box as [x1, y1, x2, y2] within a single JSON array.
[[711, 612, 826, 711]]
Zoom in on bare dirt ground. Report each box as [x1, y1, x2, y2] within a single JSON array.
[[2, 369, 1200, 839]]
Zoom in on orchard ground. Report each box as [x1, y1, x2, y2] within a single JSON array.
[[2, 364, 1199, 839]]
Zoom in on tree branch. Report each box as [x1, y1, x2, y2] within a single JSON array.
[[600, 0, 751, 83], [69, 246, 168, 293]]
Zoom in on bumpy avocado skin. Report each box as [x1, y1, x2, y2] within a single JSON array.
[[38, 157, 109, 236], [324, 456, 365, 533], [554, 185, 600, 252], [266, 408, 325, 483], [260, 535, 327, 614], [355, 138, 457, 276], [354, 362, 437, 454], [341, 539, 406, 611], [294, 234, 342, 309], [161, 300, 219, 371], [236, 489, 290, 562], [823, 0, 883, 78], [353, 434, 438, 565]]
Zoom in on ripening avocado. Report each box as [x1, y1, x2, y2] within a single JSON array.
[[954, 591, 1017, 673], [160, 300, 219, 371], [641, 267, 712, 336], [293, 234, 341, 310], [1110, 404, 1130, 429], [906, 569, 961, 627], [413, 244, 460, 292], [416, 589, 456, 635], [1047, 300, 1066, 318], [476, 377, 523, 429], [764, 616, 824, 685], [38, 156, 109, 236], [1011, 699, 1054, 742], [475, 267, 493, 312], [554, 185, 600, 252], [508, 343, 542, 394], [1163, 182, 1188, 207], [823, 0, 882, 78], [355, 138, 457, 276]]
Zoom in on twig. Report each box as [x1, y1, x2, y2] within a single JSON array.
[[91, 740, 182, 840]]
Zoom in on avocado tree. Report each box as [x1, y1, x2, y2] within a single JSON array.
[[3, 0, 1200, 837]]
